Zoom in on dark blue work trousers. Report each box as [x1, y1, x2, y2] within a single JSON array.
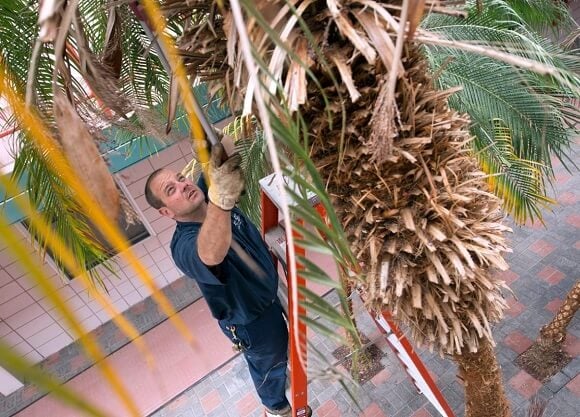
[[219, 301, 290, 411]]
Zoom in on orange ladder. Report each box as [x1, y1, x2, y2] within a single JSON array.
[[261, 189, 311, 417]]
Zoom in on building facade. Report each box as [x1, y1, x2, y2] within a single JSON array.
[[0, 91, 229, 395]]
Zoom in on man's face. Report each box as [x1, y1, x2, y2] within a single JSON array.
[[150, 169, 206, 221]]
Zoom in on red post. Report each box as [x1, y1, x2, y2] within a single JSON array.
[[260, 190, 310, 417], [287, 220, 309, 417], [370, 309, 455, 417]]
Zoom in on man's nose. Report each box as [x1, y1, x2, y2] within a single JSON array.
[[178, 182, 189, 192]]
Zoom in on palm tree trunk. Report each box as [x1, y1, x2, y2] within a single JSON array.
[[516, 280, 579, 381], [538, 280, 580, 345], [454, 337, 511, 417], [339, 269, 375, 382]]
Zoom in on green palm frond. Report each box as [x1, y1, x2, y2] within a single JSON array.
[[77, 0, 108, 48], [422, 1, 580, 84], [0, 1, 176, 289], [504, 0, 575, 35], [10, 131, 112, 289], [0, 1, 49, 107], [121, 13, 170, 109], [224, 115, 269, 228], [0, 0, 114, 287], [424, 51, 575, 168], [474, 119, 555, 224], [421, 0, 579, 223]]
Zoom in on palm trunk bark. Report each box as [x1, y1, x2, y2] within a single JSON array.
[[539, 280, 580, 345], [454, 337, 511, 417]]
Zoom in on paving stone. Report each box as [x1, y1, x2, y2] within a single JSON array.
[[547, 406, 579, 417], [529, 239, 557, 257], [564, 374, 580, 397], [207, 404, 228, 417], [392, 405, 414, 417], [334, 393, 356, 413], [508, 370, 543, 400], [544, 297, 564, 314], [406, 393, 429, 412], [564, 334, 580, 357], [235, 392, 259, 417], [554, 385, 580, 413], [562, 357, 580, 379], [315, 399, 340, 417], [503, 331, 534, 355], [441, 385, 464, 414], [564, 213, 580, 228], [505, 297, 526, 318], [380, 388, 407, 412], [359, 402, 388, 417], [546, 371, 572, 393], [498, 344, 519, 362], [412, 405, 434, 417], [498, 354, 521, 381], [496, 270, 520, 285], [505, 385, 529, 409], [537, 265, 566, 285], [200, 389, 222, 415]]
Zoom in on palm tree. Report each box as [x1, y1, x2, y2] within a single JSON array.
[[536, 280, 580, 350], [158, 1, 578, 416]]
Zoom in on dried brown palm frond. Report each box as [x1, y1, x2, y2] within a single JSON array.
[[101, 5, 124, 80], [160, 0, 231, 101], [526, 396, 547, 417], [309, 51, 512, 355], [67, 9, 132, 118], [53, 92, 121, 223], [32, 0, 134, 121], [171, 0, 512, 357]]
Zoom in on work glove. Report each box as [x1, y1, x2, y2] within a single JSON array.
[[207, 144, 245, 211]]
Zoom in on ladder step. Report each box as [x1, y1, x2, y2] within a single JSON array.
[[259, 173, 320, 211], [265, 225, 287, 264]]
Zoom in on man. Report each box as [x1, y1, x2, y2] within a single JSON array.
[[144, 144, 291, 417]]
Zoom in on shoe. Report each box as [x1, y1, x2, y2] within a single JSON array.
[[264, 404, 292, 417]]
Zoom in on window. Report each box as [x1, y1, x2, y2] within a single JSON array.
[[21, 177, 151, 279]]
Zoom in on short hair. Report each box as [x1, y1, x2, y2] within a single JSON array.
[[144, 169, 165, 209]]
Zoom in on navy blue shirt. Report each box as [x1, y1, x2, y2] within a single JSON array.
[[170, 180, 278, 325]]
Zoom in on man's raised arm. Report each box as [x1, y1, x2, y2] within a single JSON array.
[[197, 144, 245, 266]]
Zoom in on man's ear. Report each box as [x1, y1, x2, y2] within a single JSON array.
[[158, 207, 174, 218]]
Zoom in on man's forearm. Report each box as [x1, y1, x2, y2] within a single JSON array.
[[197, 203, 232, 265]]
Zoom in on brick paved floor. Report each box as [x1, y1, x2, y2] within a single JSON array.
[[149, 155, 579, 416], [7, 151, 577, 417]]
